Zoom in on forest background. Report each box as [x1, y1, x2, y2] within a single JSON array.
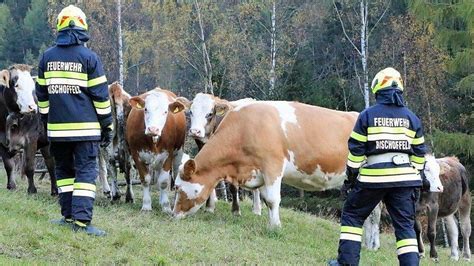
[[0, 0, 471, 175]]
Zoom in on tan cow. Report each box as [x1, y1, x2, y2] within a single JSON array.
[[127, 88, 186, 212], [173, 101, 358, 226], [176, 93, 261, 215]]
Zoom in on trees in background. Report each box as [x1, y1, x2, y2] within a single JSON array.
[[0, 0, 471, 171]]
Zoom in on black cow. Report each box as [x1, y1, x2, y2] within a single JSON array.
[[0, 64, 57, 195]]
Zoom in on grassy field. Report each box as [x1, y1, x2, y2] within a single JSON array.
[[0, 177, 470, 265]]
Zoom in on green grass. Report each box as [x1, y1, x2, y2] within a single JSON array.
[[0, 177, 470, 265]]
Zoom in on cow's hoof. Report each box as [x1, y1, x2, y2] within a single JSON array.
[[232, 210, 241, 216], [205, 207, 215, 213], [252, 209, 262, 216], [112, 194, 121, 202], [268, 224, 282, 230], [50, 190, 58, 196], [431, 257, 439, 263], [450, 255, 459, 261], [419, 253, 425, 259], [7, 183, 16, 190], [125, 197, 134, 203], [27, 187, 37, 194], [463, 257, 471, 262], [162, 207, 172, 215], [141, 207, 152, 212], [103, 191, 111, 199]]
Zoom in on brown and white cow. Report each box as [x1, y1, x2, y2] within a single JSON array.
[[0, 65, 57, 195], [173, 101, 359, 226], [176, 93, 261, 215], [416, 156, 471, 261], [98, 82, 134, 202], [127, 88, 186, 212]]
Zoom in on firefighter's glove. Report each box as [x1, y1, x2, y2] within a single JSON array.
[[100, 125, 113, 148], [345, 166, 358, 184], [340, 179, 354, 200]]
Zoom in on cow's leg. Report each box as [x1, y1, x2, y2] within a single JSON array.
[[445, 214, 460, 261], [252, 189, 262, 215], [1, 147, 16, 190], [24, 140, 37, 194], [171, 149, 183, 185], [98, 148, 111, 198], [158, 156, 174, 214], [259, 175, 282, 228], [229, 184, 240, 216], [427, 204, 439, 261], [141, 172, 152, 211], [133, 155, 152, 211], [458, 192, 472, 261], [157, 169, 172, 214], [124, 156, 134, 203], [109, 151, 121, 201], [40, 146, 58, 196], [205, 189, 217, 213], [414, 218, 425, 258]]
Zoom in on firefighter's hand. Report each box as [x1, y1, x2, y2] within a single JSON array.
[[100, 125, 113, 148], [340, 179, 354, 200], [345, 167, 359, 184]]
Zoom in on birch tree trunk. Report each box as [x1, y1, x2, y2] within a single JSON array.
[[195, 0, 213, 95], [360, 0, 381, 250], [117, 0, 124, 85], [360, 0, 369, 108], [269, 0, 276, 99]]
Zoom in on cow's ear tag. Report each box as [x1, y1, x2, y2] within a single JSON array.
[[215, 109, 225, 116], [136, 103, 143, 109]]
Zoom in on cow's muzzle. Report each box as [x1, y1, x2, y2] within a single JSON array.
[[188, 128, 204, 138], [145, 127, 161, 137], [21, 104, 37, 114]]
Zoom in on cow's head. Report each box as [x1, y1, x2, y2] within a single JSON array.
[[109, 82, 131, 123], [5, 113, 37, 153], [1, 65, 37, 114], [109, 82, 132, 141], [186, 93, 231, 141], [173, 159, 215, 219], [424, 155, 444, 193], [129, 91, 185, 140]]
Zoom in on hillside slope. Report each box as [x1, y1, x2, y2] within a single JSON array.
[[0, 179, 467, 264]]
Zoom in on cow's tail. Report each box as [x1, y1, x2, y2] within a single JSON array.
[[460, 164, 469, 196]]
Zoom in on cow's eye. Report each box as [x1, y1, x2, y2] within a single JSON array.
[[164, 110, 168, 115], [206, 113, 213, 119], [144, 108, 147, 112]]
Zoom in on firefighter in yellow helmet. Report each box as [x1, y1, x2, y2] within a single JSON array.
[[329, 68, 428, 265], [36, 5, 113, 236]]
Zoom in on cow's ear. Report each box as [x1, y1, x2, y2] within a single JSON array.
[[129, 96, 145, 109], [175, 97, 191, 109], [169, 101, 185, 114], [0, 70, 9, 88], [214, 102, 230, 117], [439, 162, 448, 175], [109, 82, 122, 99], [182, 160, 196, 180]]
